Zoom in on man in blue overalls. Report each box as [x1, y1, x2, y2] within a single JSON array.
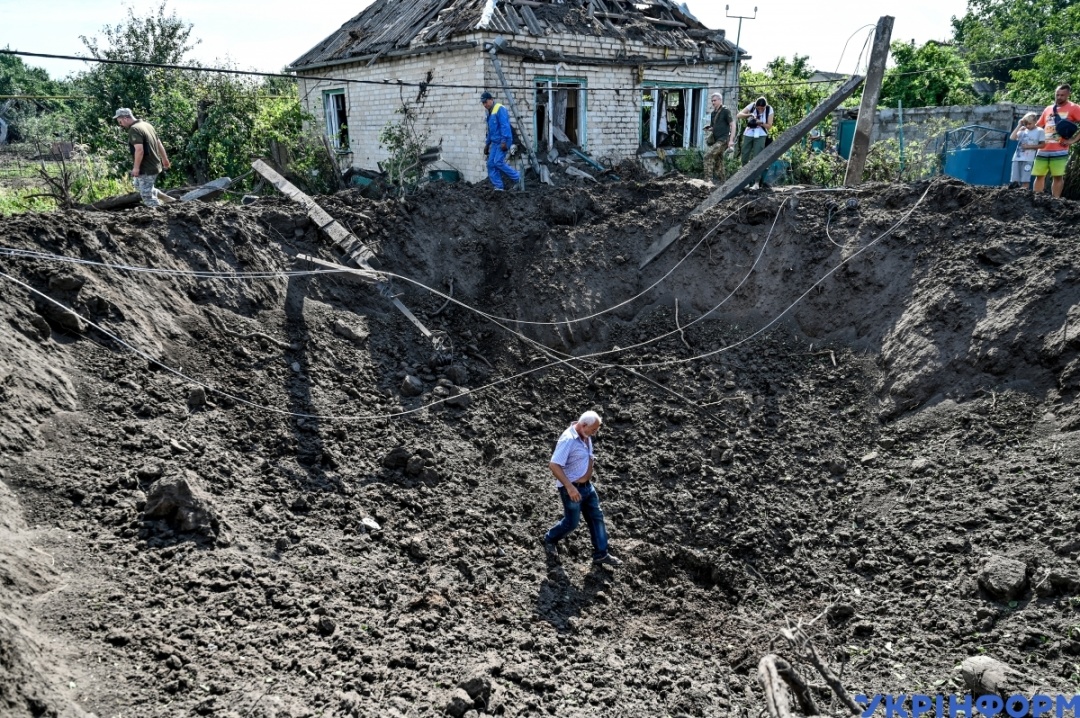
[[481, 91, 521, 191]]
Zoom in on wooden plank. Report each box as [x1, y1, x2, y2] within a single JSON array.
[[254, 158, 439, 347], [844, 17, 894, 186], [639, 75, 866, 270], [296, 254, 381, 282], [252, 160, 370, 261]]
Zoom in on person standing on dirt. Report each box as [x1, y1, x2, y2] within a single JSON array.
[[737, 97, 774, 189], [542, 410, 622, 567], [1009, 112, 1045, 188], [114, 108, 171, 207], [1033, 84, 1080, 197], [481, 91, 521, 191], [703, 92, 735, 185]]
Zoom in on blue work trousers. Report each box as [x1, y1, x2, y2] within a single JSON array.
[[544, 482, 609, 560], [487, 144, 520, 189]]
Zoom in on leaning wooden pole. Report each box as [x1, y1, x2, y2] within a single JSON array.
[[844, 16, 894, 186], [639, 74, 865, 269]]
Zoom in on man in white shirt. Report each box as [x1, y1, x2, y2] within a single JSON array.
[[542, 410, 622, 567]]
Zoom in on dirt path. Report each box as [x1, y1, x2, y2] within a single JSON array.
[[1, 178, 1079, 717]]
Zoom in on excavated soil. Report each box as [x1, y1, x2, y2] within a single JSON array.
[[1, 177, 1080, 718]]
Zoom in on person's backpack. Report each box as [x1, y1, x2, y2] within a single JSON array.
[[1053, 106, 1079, 140]]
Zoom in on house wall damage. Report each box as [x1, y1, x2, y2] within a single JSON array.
[[290, 0, 742, 183]]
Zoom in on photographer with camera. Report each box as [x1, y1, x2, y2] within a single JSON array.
[[737, 96, 774, 189]]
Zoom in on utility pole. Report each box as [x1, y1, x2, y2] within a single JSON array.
[[844, 15, 894, 186], [725, 5, 757, 107]]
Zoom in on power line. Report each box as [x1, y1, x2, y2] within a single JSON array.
[[0, 183, 932, 422], [0, 47, 1050, 100]]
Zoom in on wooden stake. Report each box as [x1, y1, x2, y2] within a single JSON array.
[[844, 16, 894, 186]]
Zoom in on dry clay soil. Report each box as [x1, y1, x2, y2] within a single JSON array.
[[2, 176, 1080, 718]]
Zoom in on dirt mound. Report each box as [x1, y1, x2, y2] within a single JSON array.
[[1, 177, 1079, 716]]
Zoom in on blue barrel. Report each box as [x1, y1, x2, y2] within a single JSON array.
[[838, 119, 857, 159]]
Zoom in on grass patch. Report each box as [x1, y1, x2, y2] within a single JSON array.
[[0, 187, 57, 216]]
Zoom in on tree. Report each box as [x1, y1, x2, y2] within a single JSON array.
[[880, 41, 976, 108], [0, 53, 73, 142], [738, 55, 835, 136], [1006, 4, 1080, 104], [951, 0, 1069, 91]]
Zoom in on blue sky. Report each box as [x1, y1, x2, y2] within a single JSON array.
[[2, 0, 970, 80]]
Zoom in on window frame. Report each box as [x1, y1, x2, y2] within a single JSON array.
[[322, 89, 350, 152], [640, 82, 708, 150], [533, 76, 589, 152]]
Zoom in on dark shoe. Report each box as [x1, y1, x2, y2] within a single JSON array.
[[542, 538, 559, 559], [593, 553, 623, 567]]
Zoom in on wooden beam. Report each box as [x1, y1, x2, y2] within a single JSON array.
[[844, 16, 893, 186], [296, 254, 381, 283], [639, 74, 866, 269], [253, 159, 440, 346]]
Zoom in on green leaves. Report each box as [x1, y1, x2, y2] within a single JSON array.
[[880, 41, 976, 109]]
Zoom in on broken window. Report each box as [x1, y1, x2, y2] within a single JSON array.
[[640, 85, 707, 150], [323, 90, 349, 151], [534, 78, 587, 154]]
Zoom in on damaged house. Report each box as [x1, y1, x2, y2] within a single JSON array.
[[288, 0, 745, 183]]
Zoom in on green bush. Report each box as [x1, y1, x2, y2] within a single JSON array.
[[379, 103, 430, 191]]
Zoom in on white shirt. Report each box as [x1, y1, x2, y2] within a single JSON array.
[[550, 422, 593, 488], [742, 104, 772, 138], [1014, 126, 1045, 163]]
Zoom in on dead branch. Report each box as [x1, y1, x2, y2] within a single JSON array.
[[781, 627, 860, 715], [758, 654, 794, 718], [432, 277, 454, 316], [774, 656, 821, 715], [206, 310, 293, 350], [675, 298, 690, 350]]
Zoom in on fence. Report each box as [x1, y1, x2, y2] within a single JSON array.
[[0, 141, 81, 190]]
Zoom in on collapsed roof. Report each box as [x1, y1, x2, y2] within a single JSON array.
[[290, 0, 741, 70]]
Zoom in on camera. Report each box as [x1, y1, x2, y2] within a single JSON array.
[[746, 116, 759, 128]]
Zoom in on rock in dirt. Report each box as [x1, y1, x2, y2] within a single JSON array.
[[978, 555, 1028, 600], [187, 387, 206, 408], [444, 687, 474, 717], [382, 447, 411, 469], [444, 365, 469, 385], [460, 672, 492, 705], [401, 375, 424, 397], [143, 471, 227, 544], [333, 320, 368, 342], [960, 655, 1023, 698]]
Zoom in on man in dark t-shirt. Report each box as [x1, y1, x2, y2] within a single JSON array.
[[703, 92, 735, 184], [113, 107, 171, 207]]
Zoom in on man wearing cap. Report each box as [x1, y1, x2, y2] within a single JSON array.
[[542, 410, 622, 567], [480, 92, 521, 191], [114, 108, 171, 207]]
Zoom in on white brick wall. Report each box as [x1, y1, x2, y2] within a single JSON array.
[[297, 32, 736, 183]]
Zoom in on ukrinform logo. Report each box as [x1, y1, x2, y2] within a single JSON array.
[[855, 693, 1080, 718]]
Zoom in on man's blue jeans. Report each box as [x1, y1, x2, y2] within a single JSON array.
[[544, 483, 609, 559]]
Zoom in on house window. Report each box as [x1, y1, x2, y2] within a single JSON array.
[[640, 86, 707, 150], [534, 78, 587, 153], [323, 90, 349, 151]]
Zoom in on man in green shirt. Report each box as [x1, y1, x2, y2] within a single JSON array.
[[113, 108, 171, 207], [703, 92, 735, 184]]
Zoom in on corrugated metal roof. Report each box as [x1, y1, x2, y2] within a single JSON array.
[[289, 0, 742, 69]]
